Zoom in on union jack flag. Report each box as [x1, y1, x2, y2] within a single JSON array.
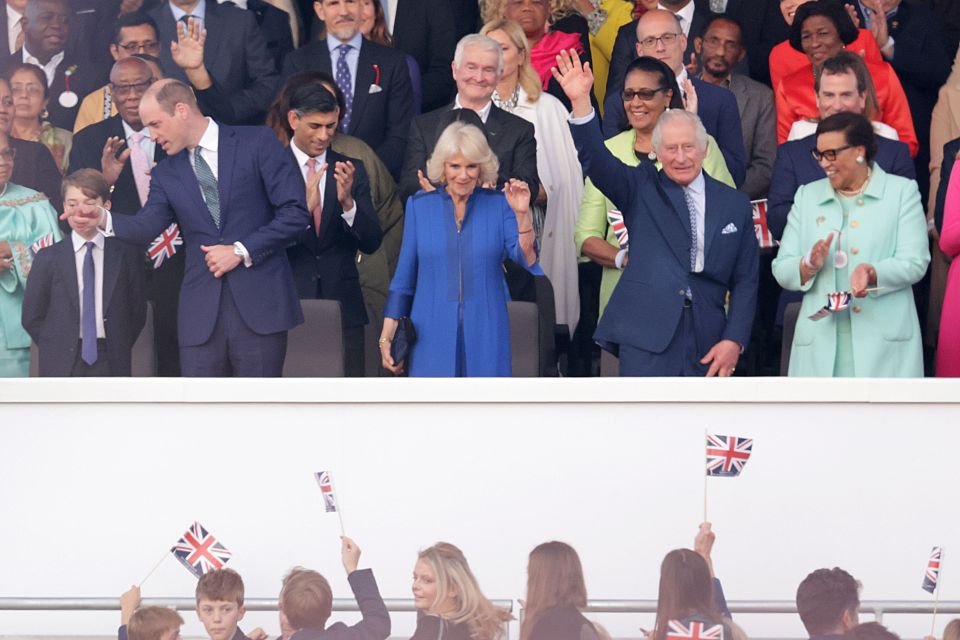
[[607, 209, 629, 249], [706, 434, 753, 477], [922, 546, 943, 594], [170, 521, 232, 579], [751, 199, 776, 249], [148, 223, 182, 269], [31, 233, 55, 255], [809, 291, 852, 321], [314, 471, 337, 512], [666, 620, 725, 640]]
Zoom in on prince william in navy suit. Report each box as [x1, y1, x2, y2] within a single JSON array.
[[69, 79, 309, 376], [557, 50, 758, 377]]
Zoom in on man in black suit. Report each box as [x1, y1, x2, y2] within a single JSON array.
[[0, 73, 62, 213], [285, 81, 382, 377], [70, 56, 185, 376], [22, 168, 147, 376], [282, 0, 412, 180], [66, 0, 123, 69], [388, 0, 456, 112], [0, 0, 27, 56], [606, 0, 712, 101], [149, 0, 279, 124], [245, 0, 293, 71], [0, 0, 108, 131], [399, 33, 539, 204]]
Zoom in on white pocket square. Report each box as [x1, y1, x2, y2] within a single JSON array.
[[721, 223, 738, 234]]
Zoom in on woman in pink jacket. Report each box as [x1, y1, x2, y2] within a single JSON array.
[[938, 165, 960, 376]]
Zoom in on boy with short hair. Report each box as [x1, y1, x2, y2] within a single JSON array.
[[22, 168, 147, 376], [127, 607, 184, 640]]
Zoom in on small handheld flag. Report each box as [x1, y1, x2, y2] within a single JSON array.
[[809, 291, 852, 321], [607, 209, 629, 249], [31, 233, 55, 255], [314, 471, 338, 513], [923, 546, 943, 594], [666, 620, 725, 640], [170, 521, 232, 579], [148, 223, 183, 269], [706, 434, 753, 477], [751, 199, 776, 249]]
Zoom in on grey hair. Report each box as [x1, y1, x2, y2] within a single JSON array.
[[453, 34, 505, 77], [652, 109, 709, 153], [426, 121, 500, 185]]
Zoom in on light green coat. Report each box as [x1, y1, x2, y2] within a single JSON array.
[[574, 128, 734, 317], [772, 165, 929, 377]]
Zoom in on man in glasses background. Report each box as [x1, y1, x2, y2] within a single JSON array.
[[72, 11, 159, 132]]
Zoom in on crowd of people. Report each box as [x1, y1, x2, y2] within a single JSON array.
[[114, 524, 960, 640], [2, 0, 960, 378]]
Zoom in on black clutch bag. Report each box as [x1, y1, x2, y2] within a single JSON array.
[[390, 317, 417, 364]]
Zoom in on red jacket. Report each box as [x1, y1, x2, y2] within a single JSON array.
[[768, 29, 882, 91], [774, 59, 918, 157]]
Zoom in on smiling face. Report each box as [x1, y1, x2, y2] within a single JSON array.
[[817, 70, 866, 119], [9, 67, 47, 122], [800, 15, 844, 68], [442, 151, 482, 199], [357, 0, 375, 37], [315, 0, 360, 42], [288, 108, 339, 157], [815, 129, 866, 191], [656, 118, 706, 186], [452, 44, 500, 108], [196, 599, 245, 640], [622, 69, 671, 133]]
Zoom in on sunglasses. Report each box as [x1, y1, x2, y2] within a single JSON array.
[[621, 87, 666, 102]]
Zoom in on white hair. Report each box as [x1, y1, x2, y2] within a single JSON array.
[[652, 109, 709, 153], [426, 121, 500, 185], [453, 34, 505, 77]]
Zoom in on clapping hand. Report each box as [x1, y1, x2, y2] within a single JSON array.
[[850, 263, 877, 298], [806, 231, 835, 272], [551, 48, 594, 117], [334, 160, 356, 210], [101, 136, 131, 186]]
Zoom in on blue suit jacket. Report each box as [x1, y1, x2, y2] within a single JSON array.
[[112, 124, 309, 347], [767, 133, 915, 240], [570, 115, 758, 356], [602, 77, 747, 187]]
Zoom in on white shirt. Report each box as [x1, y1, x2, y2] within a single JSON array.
[[72, 231, 106, 339], [683, 171, 706, 272], [659, 0, 695, 37], [6, 4, 22, 55], [787, 118, 900, 143], [289, 140, 357, 226], [676, 67, 689, 100], [382, 0, 398, 34], [454, 95, 492, 123], [218, 0, 247, 8], [169, 0, 206, 28], [121, 120, 155, 166], [22, 46, 65, 87]]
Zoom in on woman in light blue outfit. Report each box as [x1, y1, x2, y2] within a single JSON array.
[[380, 121, 542, 376], [773, 112, 929, 377], [0, 137, 62, 376]]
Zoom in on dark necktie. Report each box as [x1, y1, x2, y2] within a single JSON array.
[[336, 44, 353, 131], [81, 241, 97, 365], [194, 146, 221, 227]]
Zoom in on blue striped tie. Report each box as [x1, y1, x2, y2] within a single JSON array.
[[194, 146, 220, 227]]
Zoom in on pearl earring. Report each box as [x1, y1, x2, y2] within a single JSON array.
[[856, 156, 865, 164]]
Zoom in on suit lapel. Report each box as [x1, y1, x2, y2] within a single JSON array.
[[217, 125, 237, 229], [657, 174, 697, 268], [702, 177, 724, 262], [317, 149, 340, 241], [349, 43, 375, 134], [174, 150, 214, 229], [102, 238, 121, 314]]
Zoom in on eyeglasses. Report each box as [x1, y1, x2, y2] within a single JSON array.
[[111, 79, 153, 96], [810, 144, 852, 162], [10, 84, 44, 97], [118, 40, 161, 54], [0, 148, 17, 162], [702, 36, 740, 52], [639, 33, 680, 49], [621, 87, 666, 102]]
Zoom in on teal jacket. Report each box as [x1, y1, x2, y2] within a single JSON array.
[[772, 165, 929, 377]]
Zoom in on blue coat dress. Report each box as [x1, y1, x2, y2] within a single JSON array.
[[384, 189, 543, 376]]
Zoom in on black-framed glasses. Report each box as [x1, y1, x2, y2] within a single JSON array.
[[118, 40, 161, 54], [621, 87, 666, 102], [810, 144, 853, 162], [111, 79, 154, 96], [639, 33, 680, 49]]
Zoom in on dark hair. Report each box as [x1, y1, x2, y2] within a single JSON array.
[[279, 567, 333, 630], [843, 623, 901, 640], [195, 568, 245, 606], [7, 63, 48, 98], [289, 82, 339, 116], [816, 111, 878, 162], [623, 55, 684, 110], [815, 51, 880, 119], [789, 0, 859, 54], [698, 14, 744, 42], [796, 568, 861, 636], [112, 11, 158, 44], [267, 72, 345, 144], [520, 542, 588, 640], [653, 549, 721, 640]]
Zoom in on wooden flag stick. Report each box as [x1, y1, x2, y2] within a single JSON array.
[[139, 548, 170, 587], [932, 549, 945, 638], [703, 429, 709, 523], [331, 475, 346, 537]]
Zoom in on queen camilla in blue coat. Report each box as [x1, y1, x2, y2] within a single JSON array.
[[380, 121, 543, 376]]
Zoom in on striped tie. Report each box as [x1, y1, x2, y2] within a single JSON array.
[[194, 146, 220, 227]]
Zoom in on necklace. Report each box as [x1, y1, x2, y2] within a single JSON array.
[[836, 167, 872, 205], [492, 85, 520, 113]]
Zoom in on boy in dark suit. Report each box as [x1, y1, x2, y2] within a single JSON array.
[[22, 169, 146, 376]]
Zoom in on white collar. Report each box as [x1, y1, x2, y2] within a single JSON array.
[[683, 170, 706, 194], [218, 0, 246, 8], [676, 67, 689, 86], [22, 45, 64, 68], [290, 139, 327, 167], [72, 230, 104, 252], [660, 0, 695, 28], [326, 30, 363, 53], [121, 119, 150, 141], [6, 4, 21, 22], [193, 117, 218, 154], [454, 95, 493, 122]]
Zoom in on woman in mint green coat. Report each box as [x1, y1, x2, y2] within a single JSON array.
[[574, 56, 734, 318], [773, 113, 929, 377]]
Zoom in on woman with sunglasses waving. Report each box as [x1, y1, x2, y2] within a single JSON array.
[[773, 111, 929, 377]]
